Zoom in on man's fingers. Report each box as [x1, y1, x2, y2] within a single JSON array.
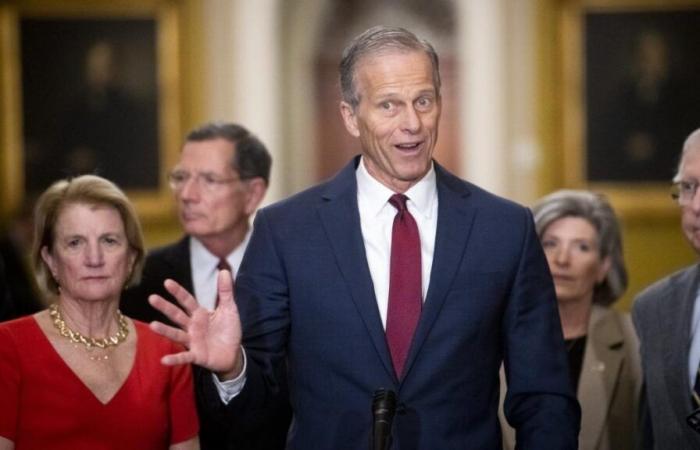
[[149, 320, 190, 346], [163, 278, 201, 314], [216, 269, 235, 306], [149, 295, 191, 328], [161, 351, 196, 366]]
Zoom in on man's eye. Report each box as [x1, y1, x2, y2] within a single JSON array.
[[380, 101, 393, 110], [170, 172, 189, 183], [202, 174, 219, 185], [416, 97, 432, 108]]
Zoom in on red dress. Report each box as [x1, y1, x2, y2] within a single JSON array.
[[0, 316, 199, 449]]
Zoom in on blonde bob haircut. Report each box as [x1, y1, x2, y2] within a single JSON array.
[[32, 174, 145, 297]]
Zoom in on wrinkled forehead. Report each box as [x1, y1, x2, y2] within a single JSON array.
[[352, 52, 439, 104], [55, 201, 119, 223], [355, 48, 437, 81], [177, 138, 236, 173]]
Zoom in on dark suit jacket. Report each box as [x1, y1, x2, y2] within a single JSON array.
[[633, 264, 700, 450], [201, 157, 580, 449], [0, 237, 43, 322], [121, 237, 292, 450]]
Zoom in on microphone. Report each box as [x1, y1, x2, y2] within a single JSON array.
[[372, 388, 397, 450], [687, 407, 700, 434]]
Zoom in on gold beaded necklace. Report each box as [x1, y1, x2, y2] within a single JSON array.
[[49, 303, 129, 350]]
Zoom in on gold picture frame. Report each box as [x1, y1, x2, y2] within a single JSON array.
[[558, 0, 700, 217], [0, 0, 181, 223]]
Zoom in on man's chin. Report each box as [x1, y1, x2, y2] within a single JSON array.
[[182, 224, 210, 237]]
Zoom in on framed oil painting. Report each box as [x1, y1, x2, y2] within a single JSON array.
[[0, 1, 181, 221], [559, 0, 700, 215]]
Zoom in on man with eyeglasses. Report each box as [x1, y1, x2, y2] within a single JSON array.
[[633, 128, 700, 449], [121, 121, 291, 450]]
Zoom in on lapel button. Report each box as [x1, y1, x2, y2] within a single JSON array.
[[592, 361, 605, 372]]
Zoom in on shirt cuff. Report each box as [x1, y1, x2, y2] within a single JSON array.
[[212, 347, 247, 405]]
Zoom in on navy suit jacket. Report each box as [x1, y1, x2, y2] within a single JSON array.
[[208, 157, 580, 449]]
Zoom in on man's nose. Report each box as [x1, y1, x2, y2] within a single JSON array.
[[179, 176, 201, 201], [400, 106, 422, 133]]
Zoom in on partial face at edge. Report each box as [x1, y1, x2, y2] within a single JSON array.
[[679, 147, 700, 253]]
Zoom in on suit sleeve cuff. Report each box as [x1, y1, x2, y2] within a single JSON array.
[[211, 347, 247, 405]]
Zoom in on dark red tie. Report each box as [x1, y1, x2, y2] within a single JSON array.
[[386, 193, 422, 378], [215, 258, 232, 308]]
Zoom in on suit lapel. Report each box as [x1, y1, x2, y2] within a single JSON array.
[[661, 266, 700, 441], [317, 158, 395, 379], [577, 305, 624, 450], [401, 164, 475, 382], [163, 236, 195, 294]]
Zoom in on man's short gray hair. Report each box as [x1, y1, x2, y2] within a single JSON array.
[[673, 128, 700, 183], [339, 26, 441, 108]]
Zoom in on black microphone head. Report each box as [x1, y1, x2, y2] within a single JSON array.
[[373, 388, 397, 415], [372, 389, 397, 450]]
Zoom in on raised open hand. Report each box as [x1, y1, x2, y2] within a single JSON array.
[[149, 270, 244, 379]]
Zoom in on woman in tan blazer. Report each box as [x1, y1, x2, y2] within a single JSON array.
[[500, 190, 641, 450]]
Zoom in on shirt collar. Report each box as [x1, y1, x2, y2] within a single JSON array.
[[190, 237, 218, 271], [189, 230, 252, 275], [356, 156, 437, 219]]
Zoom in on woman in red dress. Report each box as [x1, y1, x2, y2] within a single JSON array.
[[0, 175, 199, 450]]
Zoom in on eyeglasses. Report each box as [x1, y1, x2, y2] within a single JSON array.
[[168, 170, 241, 192], [671, 180, 700, 205]]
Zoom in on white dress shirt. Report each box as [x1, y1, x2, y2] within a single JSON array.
[[688, 285, 700, 389], [356, 157, 438, 327], [215, 157, 439, 401]]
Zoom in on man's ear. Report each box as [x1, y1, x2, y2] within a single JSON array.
[[339, 101, 360, 137], [243, 178, 268, 215]]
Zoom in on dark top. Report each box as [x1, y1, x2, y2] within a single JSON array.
[[0, 238, 43, 322], [566, 335, 587, 391]]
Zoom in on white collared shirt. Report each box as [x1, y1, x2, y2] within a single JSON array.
[[688, 285, 700, 388], [356, 157, 438, 327], [189, 230, 251, 310]]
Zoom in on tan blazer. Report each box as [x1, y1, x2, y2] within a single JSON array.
[[500, 305, 641, 450]]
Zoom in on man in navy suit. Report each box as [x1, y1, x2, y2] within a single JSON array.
[[150, 26, 580, 449]]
